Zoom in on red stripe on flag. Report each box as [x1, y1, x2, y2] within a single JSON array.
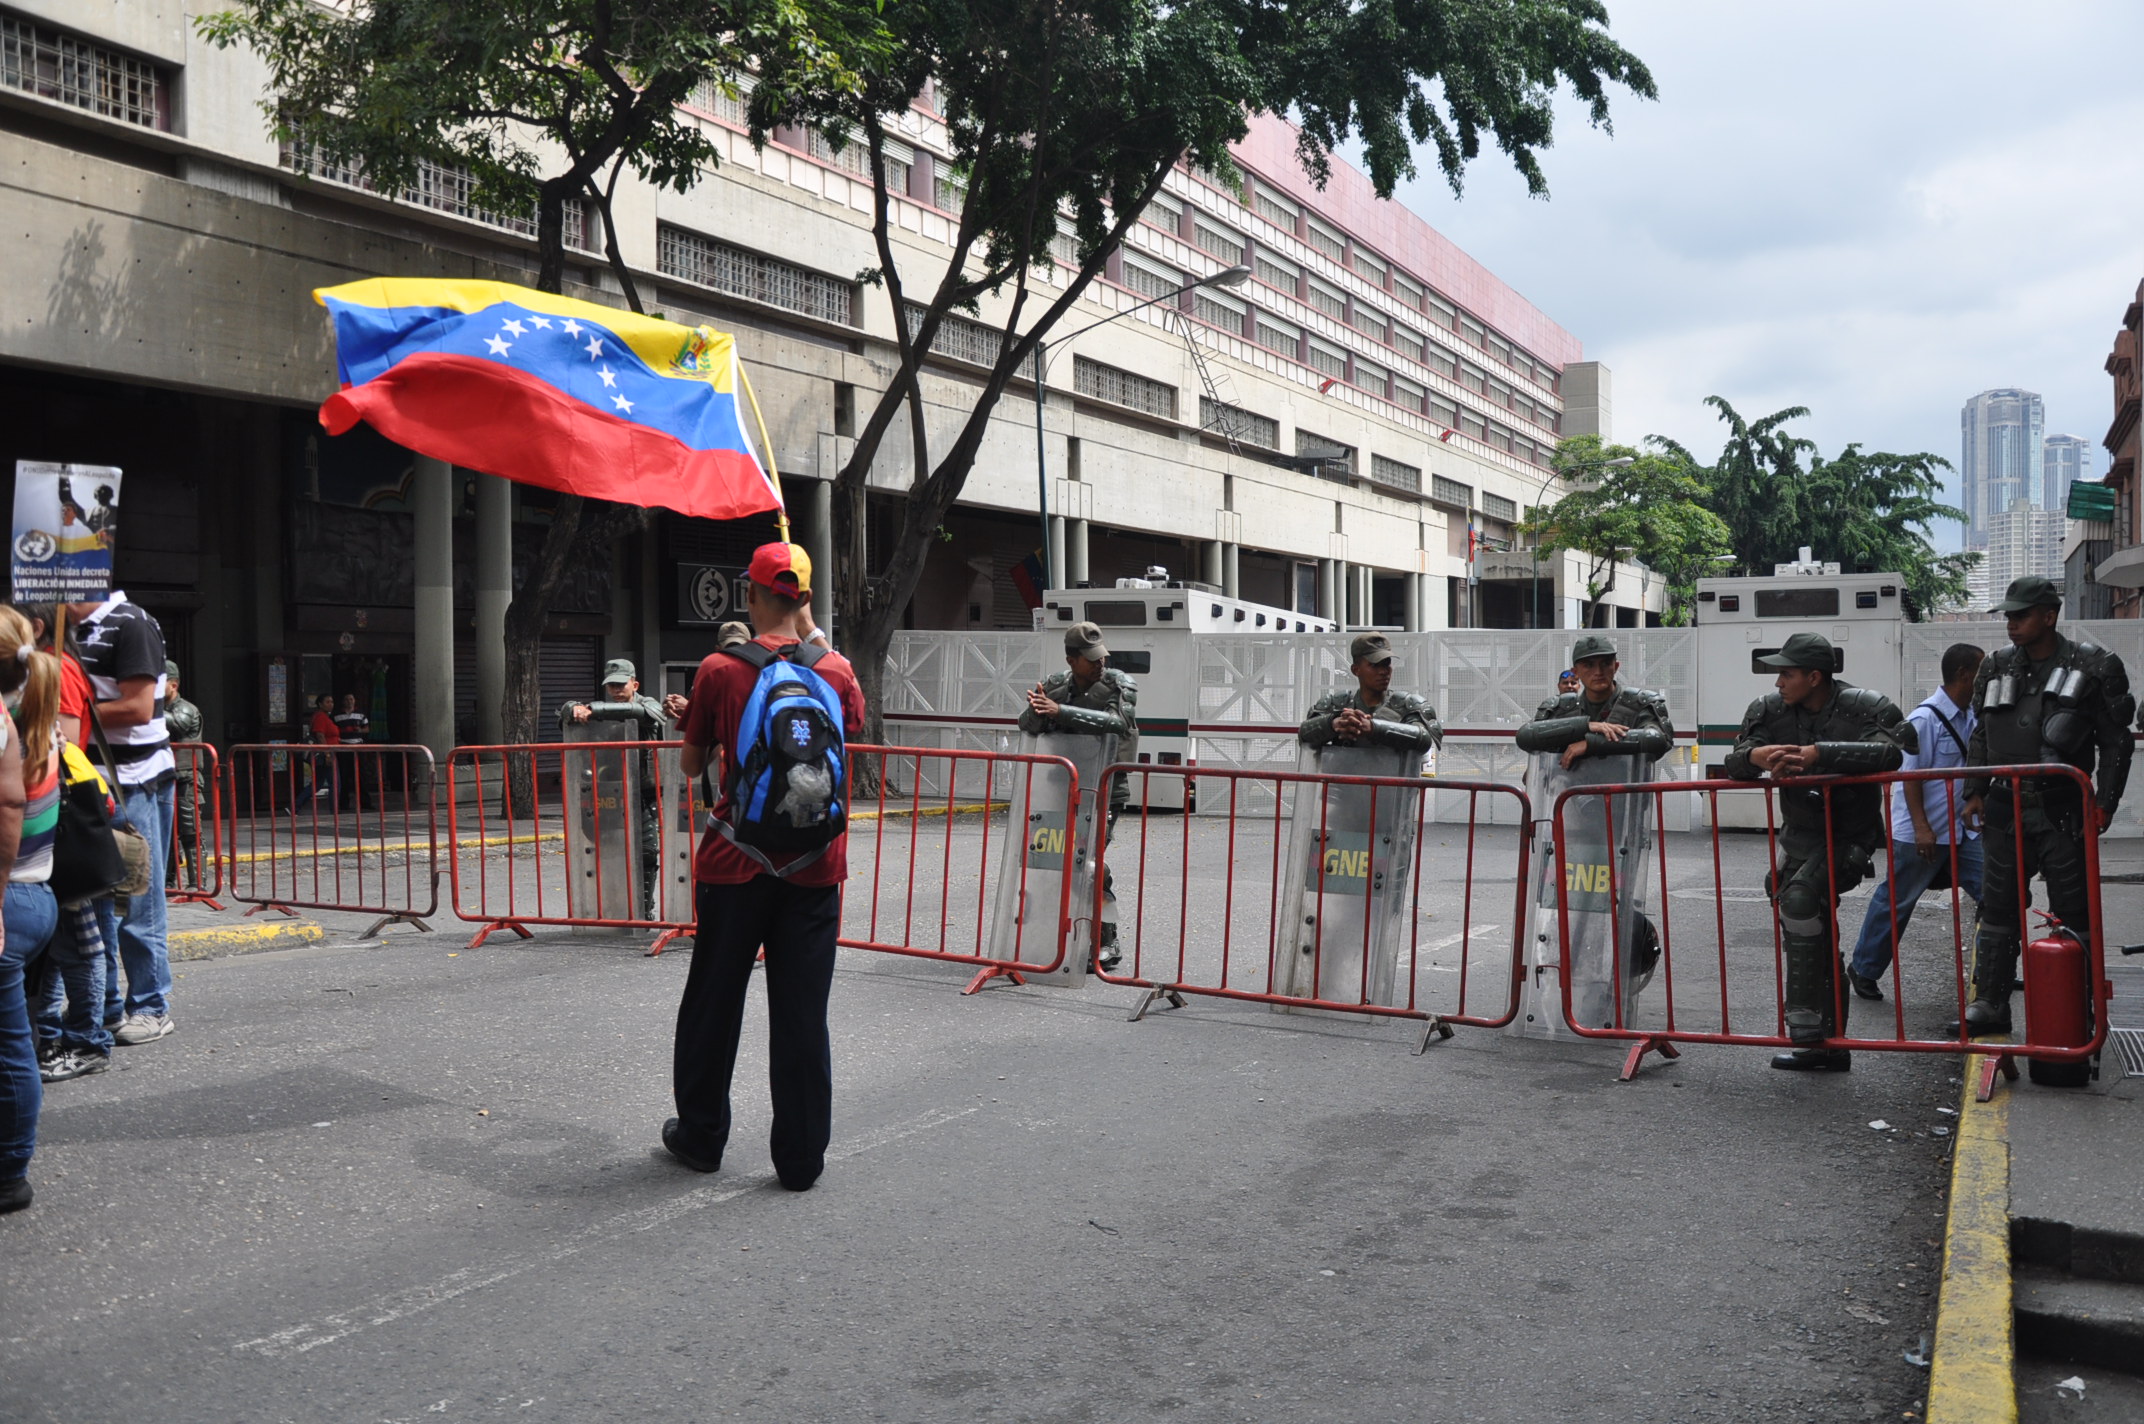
[[319, 352, 781, 521]]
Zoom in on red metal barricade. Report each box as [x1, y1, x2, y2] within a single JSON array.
[[841, 743, 1081, 992], [167, 741, 225, 909], [446, 741, 698, 953], [227, 743, 439, 937], [1087, 764, 1532, 1048], [1549, 763, 2110, 1086]]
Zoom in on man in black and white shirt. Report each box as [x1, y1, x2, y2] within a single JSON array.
[[65, 592, 176, 1045]]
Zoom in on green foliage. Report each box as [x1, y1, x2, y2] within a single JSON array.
[[197, 0, 876, 300], [1523, 435, 1729, 626], [1660, 398, 1977, 617]]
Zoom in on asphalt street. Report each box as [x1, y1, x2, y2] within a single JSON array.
[[0, 815, 1987, 1424]]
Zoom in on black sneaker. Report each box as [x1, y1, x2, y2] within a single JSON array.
[[660, 1118, 719, 1174], [0, 1177, 28, 1215], [1847, 970, 1884, 1001], [1770, 1048, 1852, 1072], [41, 1048, 111, 1083]]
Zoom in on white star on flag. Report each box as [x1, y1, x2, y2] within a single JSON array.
[[584, 335, 605, 358], [612, 393, 634, 414], [501, 318, 526, 337], [597, 366, 617, 389], [484, 334, 512, 357], [561, 318, 583, 337], [527, 315, 551, 329]]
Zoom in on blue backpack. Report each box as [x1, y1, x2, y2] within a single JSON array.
[[712, 640, 848, 874]]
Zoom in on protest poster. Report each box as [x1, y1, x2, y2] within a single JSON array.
[[12, 461, 122, 601]]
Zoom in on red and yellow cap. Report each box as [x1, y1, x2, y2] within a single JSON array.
[[746, 542, 812, 596]]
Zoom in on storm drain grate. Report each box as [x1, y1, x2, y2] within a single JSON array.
[[2111, 1028, 2144, 1078]]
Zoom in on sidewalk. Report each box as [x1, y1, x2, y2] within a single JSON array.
[[1932, 850, 2144, 1423]]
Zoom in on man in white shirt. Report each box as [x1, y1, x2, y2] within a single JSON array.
[[1845, 643, 1986, 1001]]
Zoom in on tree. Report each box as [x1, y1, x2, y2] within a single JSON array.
[[1523, 436, 1729, 627], [1658, 398, 1976, 617], [198, 0, 873, 767], [756, 0, 1655, 740]]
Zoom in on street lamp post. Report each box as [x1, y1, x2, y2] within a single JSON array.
[[1528, 454, 1632, 631], [1032, 263, 1251, 590]]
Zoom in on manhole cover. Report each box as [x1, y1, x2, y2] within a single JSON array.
[[2110, 1028, 2144, 1078]]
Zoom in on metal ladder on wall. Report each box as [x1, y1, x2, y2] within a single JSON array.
[[1166, 309, 1243, 454]]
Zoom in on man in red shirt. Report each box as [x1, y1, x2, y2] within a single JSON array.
[[302, 694, 342, 807], [665, 543, 863, 1192]]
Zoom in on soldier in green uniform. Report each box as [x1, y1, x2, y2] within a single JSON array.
[[1515, 634, 1672, 767], [163, 659, 204, 889], [1725, 632, 1916, 1071], [1019, 621, 1138, 969], [1958, 576, 2133, 1035], [1297, 633, 1443, 757], [559, 658, 690, 920]]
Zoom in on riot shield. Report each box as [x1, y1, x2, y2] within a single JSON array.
[[1512, 750, 1659, 1040], [985, 731, 1118, 986], [1273, 742, 1424, 1009], [563, 715, 650, 925]]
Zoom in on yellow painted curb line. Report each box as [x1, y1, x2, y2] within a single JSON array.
[[226, 831, 565, 865], [1927, 1064, 2016, 1424], [170, 919, 325, 962], [852, 800, 1006, 822]]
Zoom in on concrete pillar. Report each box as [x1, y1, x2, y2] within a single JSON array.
[[412, 456, 457, 765], [1403, 571, 1423, 632], [1223, 542, 1240, 600], [1067, 518, 1090, 587], [807, 479, 834, 626], [1048, 515, 1067, 592], [1204, 540, 1224, 587], [1319, 559, 1338, 624], [638, 526, 662, 693], [474, 472, 511, 745], [1355, 566, 1373, 626]]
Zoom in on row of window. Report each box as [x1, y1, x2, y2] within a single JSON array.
[[663, 225, 855, 326], [280, 139, 604, 253], [2, 10, 167, 131], [1155, 173, 1564, 398], [1122, 251, 1559, 442]]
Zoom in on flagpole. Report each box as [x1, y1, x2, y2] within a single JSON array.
[[737, 362, 791, 543]]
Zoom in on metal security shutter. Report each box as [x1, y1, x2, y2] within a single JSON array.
[[538, 636, 601, 743], [454, 636, 599, 743]]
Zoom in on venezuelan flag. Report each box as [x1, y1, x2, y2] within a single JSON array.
[[314, 278, 782, 521]]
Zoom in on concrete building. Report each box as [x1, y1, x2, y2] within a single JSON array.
[[1959, 388, 2044, 547], [0, 0, 1653, 756], [2043, 432, 2093, 509], [1982, 496, 2066, 594], [2094, 279, 2144, 615]]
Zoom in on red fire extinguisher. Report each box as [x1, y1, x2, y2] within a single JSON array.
[[2022, 915, 2096, 1088]]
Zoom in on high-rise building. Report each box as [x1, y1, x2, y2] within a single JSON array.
[[1983, 496, 2067, 593], [2043, 432, 2094, 509], [1960, 389, 2045, 546]]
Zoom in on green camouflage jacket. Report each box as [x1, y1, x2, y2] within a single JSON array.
[[1297, 689, 1443, 752]]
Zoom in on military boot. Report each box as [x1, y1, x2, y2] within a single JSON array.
[[1774, 942, 1851, 1071], [1948, 923, 2017, 1037], [1779, 935, 1838, 1046]]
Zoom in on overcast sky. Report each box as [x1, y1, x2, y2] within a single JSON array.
[[1388, 0, 2144, 551]]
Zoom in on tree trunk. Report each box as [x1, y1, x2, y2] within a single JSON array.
[[498, 176, 585, 812]]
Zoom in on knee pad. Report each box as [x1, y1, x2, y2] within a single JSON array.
[[1778, 879, 1829, 938]]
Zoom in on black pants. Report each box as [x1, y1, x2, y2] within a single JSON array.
[[1977, 805, 2092, 999], [672, 876, 840, 1186]]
